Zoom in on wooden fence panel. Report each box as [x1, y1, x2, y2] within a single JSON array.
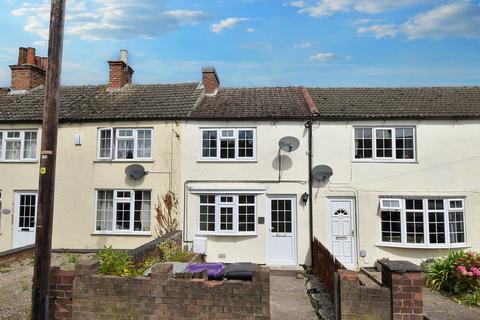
[[312, 238, 346, 297]]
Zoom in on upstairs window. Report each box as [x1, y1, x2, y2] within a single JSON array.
[[200, 128, 256, 161], [97, 128, 152, 160], [354, 127, 415, 161], [0, 130, 38, 161], [380, 197, 466, 247]]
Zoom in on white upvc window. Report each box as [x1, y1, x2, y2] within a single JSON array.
[[200, 128, 256, 161], [354, 127, 416, 161], [198, 194, 256, 235], [95, 189, 151, 233], [380, 198, 466, 248], [0, 130, 38, 161], [97, 128, 153, 160]]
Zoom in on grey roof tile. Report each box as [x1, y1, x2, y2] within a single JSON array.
[[307, 87, 480, 120], [189, 87, 312, 119], [0, 83, 200, 122]]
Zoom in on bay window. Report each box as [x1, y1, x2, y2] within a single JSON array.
[[95, 189, 151, 233], [200, 128, 256, 161], [380, 197, 466, 247], [97, 128, 152, 160], [0, 130, 38, 161], [354, 127, 415, 161], [199, 194, 256, 234]]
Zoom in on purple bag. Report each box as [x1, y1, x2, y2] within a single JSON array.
[[186, 263, 225, 279]]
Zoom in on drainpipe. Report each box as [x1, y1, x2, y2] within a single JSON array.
[[305, 120, 314, 266]]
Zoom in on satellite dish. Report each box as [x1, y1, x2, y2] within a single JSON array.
[[125, 164, 146, 180], [312, 165, 333, 181], [1, 208, 11, 215], [279, 136, 300, 152]]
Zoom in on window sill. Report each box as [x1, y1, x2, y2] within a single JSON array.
[[197, 160, 258, 163], [92, 232, 152, 236], [197, 232, 258, 237], [0, 160, 38, 163], [376, 243, 470, 250], [94, 160, 154, 163], [352, 160, 418, 164]]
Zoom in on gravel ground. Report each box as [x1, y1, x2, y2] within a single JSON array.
[[304, 273, 335, 320], [0, 253, 88, 320]]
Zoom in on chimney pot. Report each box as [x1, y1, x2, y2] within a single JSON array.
[[35, 56, 41, 68], [202, 66, 220, 94], [41, 57, 48, 70], [18, 47, 27, 65], [120, 50, 128, 64], [26, 47, 36, 65]]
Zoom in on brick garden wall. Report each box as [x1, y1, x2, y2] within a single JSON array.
[[72, 263, 269, 320], [337, 269, 390, 320], [49, 260, 270, 320]]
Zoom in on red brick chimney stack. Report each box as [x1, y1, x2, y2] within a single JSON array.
[[9, 46, 47, 91], [108, 50, 134, 89], [202, 66, 220, 95]]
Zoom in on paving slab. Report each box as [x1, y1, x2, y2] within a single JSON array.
[[424, 288, 480, 320], [270, 275, 318, 320]]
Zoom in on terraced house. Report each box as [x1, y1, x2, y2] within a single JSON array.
[[1, 47, 479, 269], [0, 48, 199, 252]]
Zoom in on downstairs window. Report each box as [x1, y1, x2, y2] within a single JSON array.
[[95, 190, 151, 233], [380, 197, 466, 247], [199, 194, 256, 234]]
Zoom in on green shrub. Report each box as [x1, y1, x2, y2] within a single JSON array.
[[426, 250, 480, 306], [96, 246, 135, 276], [159, 240, 190, 262]]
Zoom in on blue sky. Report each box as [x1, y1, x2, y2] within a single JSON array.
[[0, 0, 479, 87]]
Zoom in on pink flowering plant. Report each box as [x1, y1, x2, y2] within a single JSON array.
[[426, 251, 480, 306]]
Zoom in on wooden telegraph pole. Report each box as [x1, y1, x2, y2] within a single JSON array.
[[31, 0, 66, 319]]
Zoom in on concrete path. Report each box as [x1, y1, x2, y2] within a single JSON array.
[[270, 274, 318, 320], [424, 288, 480, 320]]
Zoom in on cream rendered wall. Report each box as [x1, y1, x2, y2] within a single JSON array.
[[312, 120, 480, 267], [0, 124, 42, 251], [0, 120, 181, 251], [181, 120, 310, 265]]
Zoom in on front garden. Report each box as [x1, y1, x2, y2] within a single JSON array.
[[426, 250, 480, 307]]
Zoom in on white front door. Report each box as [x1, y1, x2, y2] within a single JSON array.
[[12, 192, 37, 249], [329, 198, 356, 269], [267, 196, 297, 265]]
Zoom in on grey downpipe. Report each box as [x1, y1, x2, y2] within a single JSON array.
[[305, 120, 314, 266]]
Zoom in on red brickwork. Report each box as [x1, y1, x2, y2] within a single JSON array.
[[337, 269, 390, 320], [391, 272, 423, 320], [49, 261, 269, 320], [312, 238, 345, 296], [10, 65, 46, 90], [49, 267, 75, 320], [108, 61, 133, 89], [202, 67, 220, 94]]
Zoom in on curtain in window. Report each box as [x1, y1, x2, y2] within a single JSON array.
[[96, 191, 113, 231]]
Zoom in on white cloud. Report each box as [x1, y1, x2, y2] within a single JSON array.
[[11, 0, 209, 41], [404, 1, 480, 39], [357, 24, 398, 38], [289, 1, 306, 8], [295, 41, 312, 48], [245, 27, 255, 33], [298, 0, 351, 17], [292, 0, 432, 17], [354, 0, 430, 14], [307, 52, 351, 62], [210, 17, 249, 33]]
